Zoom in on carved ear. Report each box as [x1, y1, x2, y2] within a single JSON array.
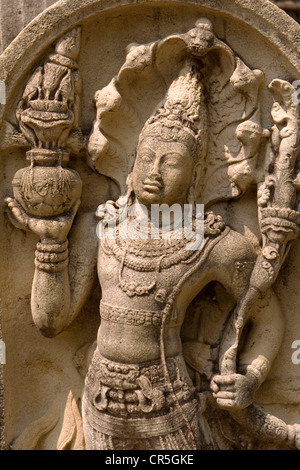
[[126, 172, 134, 194], [194, 162, 206, 204], [186, 162, 205, 207]]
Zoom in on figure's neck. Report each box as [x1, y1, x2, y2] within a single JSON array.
[[132, 197, 187, 234]]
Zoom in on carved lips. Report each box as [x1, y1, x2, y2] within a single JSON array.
[[143, 178, 163, 193]]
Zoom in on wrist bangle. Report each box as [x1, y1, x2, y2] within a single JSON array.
[[245, 356, 270, 387], [36, 240, 68, 253], [35, 241, 69, 272], [34, 258, 69, 272], [35, 250, 68, 264]]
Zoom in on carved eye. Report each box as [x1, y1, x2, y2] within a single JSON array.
[[164, 157, 180, 167], [140, 155, 152, 163]]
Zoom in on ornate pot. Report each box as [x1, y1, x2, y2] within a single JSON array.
[[12, 149, 82, 217]]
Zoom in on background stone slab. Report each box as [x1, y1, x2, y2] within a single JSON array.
[[0, 0, 58, 53], [1, 0, 300, 450]]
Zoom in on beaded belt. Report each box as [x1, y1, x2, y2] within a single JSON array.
[[100, 301, 163, 327], [84, 350, 195, 418]]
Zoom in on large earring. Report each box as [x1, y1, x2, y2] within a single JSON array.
[[126, 173, 133, 193], [125, 172, 135, 206], [187, 177, 197, 212]]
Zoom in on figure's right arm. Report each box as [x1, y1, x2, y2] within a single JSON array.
[[6, 198, 98, 337]]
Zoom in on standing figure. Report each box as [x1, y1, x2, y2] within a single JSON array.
[[6, 20, 300, 450], [6, 64, 286, 449], [82, 66, 285, 450]]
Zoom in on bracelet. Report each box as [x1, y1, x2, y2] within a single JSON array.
[[245, 355, 270, 387], [36, 240, 68, 253], [35, 241, 69, 272], [35, 250, 68, 263], [34, 258, 69, 272]]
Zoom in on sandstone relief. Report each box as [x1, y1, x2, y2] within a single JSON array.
[[1, 0, 300, 451]]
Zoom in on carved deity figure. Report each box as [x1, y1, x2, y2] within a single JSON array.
[[81, 66, 286, 450], [5, 20, 300, 450]]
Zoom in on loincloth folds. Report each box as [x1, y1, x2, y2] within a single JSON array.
[[83, 349, 200, 439]]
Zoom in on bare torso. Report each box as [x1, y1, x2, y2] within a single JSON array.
[[96, 228, 238, 364]]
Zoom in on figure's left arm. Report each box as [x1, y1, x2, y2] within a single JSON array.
[[209, 230, 284, 410], [211, 289, 284, 410], [237, 289, 284, 389]]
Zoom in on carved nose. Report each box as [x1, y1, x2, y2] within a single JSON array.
[[150, 159, 161, 178]]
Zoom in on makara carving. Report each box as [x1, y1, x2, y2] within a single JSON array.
[[4, 19, 300, 450]]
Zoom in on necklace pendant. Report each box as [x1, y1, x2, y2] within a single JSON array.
[[119, 278, 156, 297]]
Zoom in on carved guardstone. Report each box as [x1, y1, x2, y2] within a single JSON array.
[[1, 0, 300, 450]]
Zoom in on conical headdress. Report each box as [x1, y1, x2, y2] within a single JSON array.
[[137, 62, 207, 163]]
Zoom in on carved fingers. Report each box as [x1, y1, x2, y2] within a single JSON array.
[[210, 373, 257, 411], [5, 197, 30, 230], [5, 196, 81, 243]]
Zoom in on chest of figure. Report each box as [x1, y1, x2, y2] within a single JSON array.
[[98, 236, 206, 314]]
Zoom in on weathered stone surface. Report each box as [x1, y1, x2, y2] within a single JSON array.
[[1, 0, 300, 451], [0, 0, 58, 54], [272, 1, 300, 23], [0, 0, 298, 57]]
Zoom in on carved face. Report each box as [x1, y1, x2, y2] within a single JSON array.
[[132, 136, 194, 207]]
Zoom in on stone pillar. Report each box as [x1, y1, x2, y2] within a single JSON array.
[[0, 0, 58, 53]]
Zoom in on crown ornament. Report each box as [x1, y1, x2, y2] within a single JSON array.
[[137, 62, 207, 163]]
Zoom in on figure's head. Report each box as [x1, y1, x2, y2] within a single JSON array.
[[131, 63, 207, 208], [132, 123, 197, 207]]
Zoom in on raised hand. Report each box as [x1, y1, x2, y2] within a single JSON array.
[[5, 197, 81, 243]]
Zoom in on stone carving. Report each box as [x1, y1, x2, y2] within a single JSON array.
[[11, 390, 85, 450], [3, 10, 300, 450], [12, 27, 82, 219]]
